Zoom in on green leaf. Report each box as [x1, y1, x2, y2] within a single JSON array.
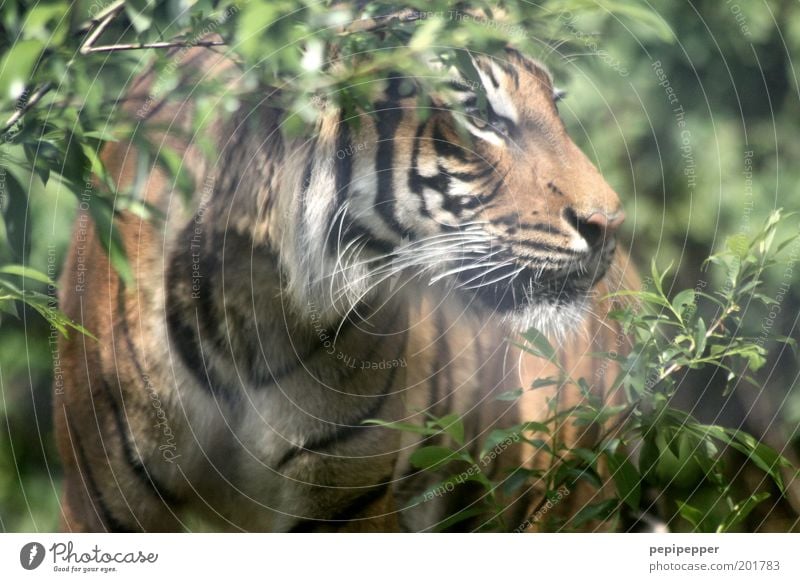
[[605, 452, 641, 510], [496, 388, 523, 401], [124, 0, 156, 33], [726, 233, 749, 259], [692, 425, 793, 492], [604, 290, 671, 309], [521, 327, 556, 361], [1, 169, 30, 260], [0, 264, 53, 285], [480, 422, 546, 459], [671, 289, 695, 321], [717, 492, 770, 533], [531, 377, 560, 389], [524, 438, 552, 453], [502, 467, 541, 495], [649, 258, 671, 295], [676, 500, 706, 531], [409, 446, 458, 471], [434, 413, 465, 446], [572, 447, 598, 467], [775, 336, 798, 354], [23, 4, 69, 43], [693, 317, 707, 357], [0, 39, 44, 103], [86, 197, 134, 286], [569, 498, 618, 528], [729, 431, 792, 491]]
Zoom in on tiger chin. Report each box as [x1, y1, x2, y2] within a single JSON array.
[[54, 43, 638, 533]]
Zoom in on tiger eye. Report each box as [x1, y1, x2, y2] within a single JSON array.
[[465, 108, 488, 129]]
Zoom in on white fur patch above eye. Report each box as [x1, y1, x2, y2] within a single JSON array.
[[474, 61, 519, 124]]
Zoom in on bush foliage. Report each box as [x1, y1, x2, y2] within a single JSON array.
[[1, 1, 798, 531]]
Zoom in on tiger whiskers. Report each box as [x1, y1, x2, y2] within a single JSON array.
[[319, 227, 493, 286], [324, 230, 500, 340], [456, 264, 526, 290], [332, 234, 495, 305]]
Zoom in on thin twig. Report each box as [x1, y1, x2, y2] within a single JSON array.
[[1, 82, 53, 137], [81, 39, 227, 54], [78, 1, 226, 55], [78, 2, 123, 55], [336, 8, 421, 36], [75, 0, 126, 33]]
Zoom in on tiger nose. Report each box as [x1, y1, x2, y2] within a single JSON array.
[[585, 210, 625, 233], [569, 208, 625, 250]]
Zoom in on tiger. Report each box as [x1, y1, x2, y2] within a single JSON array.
[[54, 41, 638, 532]]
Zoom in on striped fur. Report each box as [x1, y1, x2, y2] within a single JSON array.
[[55, 46, 638, 532]]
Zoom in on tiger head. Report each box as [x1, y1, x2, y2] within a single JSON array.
[[275, 48, 624, 336]]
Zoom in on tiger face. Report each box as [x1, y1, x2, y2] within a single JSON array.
[[281, 49, 624, 337]]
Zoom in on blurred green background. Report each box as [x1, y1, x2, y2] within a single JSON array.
[[1, 0, 798, 531]]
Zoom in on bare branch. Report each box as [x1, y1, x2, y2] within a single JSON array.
[[78, 2, 124, 55], [1, 83, 54, 137], [74, 0, 126, 34], [81, 39, 226, 55], [336, 9, 421, 36], [78, 1, 226, 55]]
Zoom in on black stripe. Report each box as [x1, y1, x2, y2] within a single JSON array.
[[65, 414, 133, 532], [516, 222, 566, 236], [491, 214, 566, 237], [329, 113, 354, 244], [301, 138, 316, 194], [435, 162, 491, 217], [340, 219, 396, 256], [502, 237, 581, 256], [462, 173, 506, 210], [447, 79, 474, 93], [175, 225, 329, 391], [432, 122, 468, 162], [485, 99, 517, 134], [275, 331, 408, 470], [374, 95, 408, 236], [165, 299, 218, 396], [288, 480, 392, 532], [274, 372, 393, 469], [165, 239, 228, 401], [102, 376, 179, 506], [408, 119, 432, 218], [496, 56, 520, 88], [506, 47, 545, 80], [441, 165, 495, 182], [413, 170, 450, 206], [484, 62, 500, 88]]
